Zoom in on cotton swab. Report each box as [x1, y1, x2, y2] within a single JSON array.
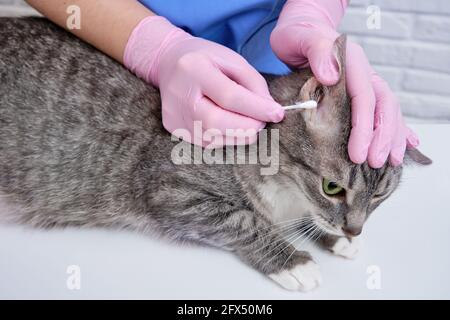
[[283, 100, 317, 110]]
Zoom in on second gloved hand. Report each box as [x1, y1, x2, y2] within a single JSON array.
[[270, 0, 419, 168], [124, 16, 284, 148]]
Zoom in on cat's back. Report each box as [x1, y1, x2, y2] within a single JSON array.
[[0, 17, 180, 200], [0, 17, 256, 232], [0, 17, 163, 129], [0, 17, 241, 221], [0, 17, 174, 163]]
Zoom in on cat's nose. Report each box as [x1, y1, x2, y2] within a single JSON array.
[[342, 226, 362, 237]]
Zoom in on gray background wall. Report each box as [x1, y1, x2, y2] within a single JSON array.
[[341, 0, 450, 123], [1, 0, 450, 123]]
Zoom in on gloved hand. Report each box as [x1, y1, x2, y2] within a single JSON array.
[[270, 0, 419, 167], [124, 16, 284, 148]]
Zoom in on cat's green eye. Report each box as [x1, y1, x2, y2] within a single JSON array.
[[322, 178, 344, 196]]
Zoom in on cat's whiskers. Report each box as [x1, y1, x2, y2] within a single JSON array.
[[217, 217, 310, 249], [259, 225, 317, 271], [253, 222, 313, 257], [248, 215, 315, 255], [257, 229, 305, 270], [279, 235, 312, 271], [279, 224, 323, 271], [229, 216, 311, 243], [241, 216, 312, 238], [293, 224, 321, 252], [259, 223, 317, 269]]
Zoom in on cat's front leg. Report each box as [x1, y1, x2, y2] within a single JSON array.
[[223, 212, 322, 292], [238, 235, 322, 292], [319, 233, 361, 259]]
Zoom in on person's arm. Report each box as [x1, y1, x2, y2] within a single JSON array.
[[25, 0, 154, 63]]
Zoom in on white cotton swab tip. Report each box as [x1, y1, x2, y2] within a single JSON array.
[[282, 100, 318, 110]]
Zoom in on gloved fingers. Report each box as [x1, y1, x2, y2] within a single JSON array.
[[346, 44, 376, 164], [197, 96, 263, 148], [202, 132, 259, 149], [194, 96, 265, 136], [305, 36, 340, 86], [367, 126, 392, 169], [389, 118, 407, 167], [200, 65, 284, 123], [367, 74, 398, 168], [219, 55, 274, 99], [178, 122, 257, 149], [270, 24, 310, 68], [162, 95, 263, 148], [406, 126, 420, 148]]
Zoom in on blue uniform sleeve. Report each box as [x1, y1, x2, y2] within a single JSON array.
[[138, 0, 290, 75]]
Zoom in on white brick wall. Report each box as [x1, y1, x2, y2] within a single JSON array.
[[1, 0, 450, 122], [341, 0, 450, 122]]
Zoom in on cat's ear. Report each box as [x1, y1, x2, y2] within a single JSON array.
[[299, 35, 349, 135], [331, 33, 347, 88], [404, 148, 432, 166]]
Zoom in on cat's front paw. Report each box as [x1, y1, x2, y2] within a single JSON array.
[[331, 236, 361, 259], [269, 261, 322, 292]]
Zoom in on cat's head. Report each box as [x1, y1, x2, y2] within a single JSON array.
[[267, 35, 431, 238]]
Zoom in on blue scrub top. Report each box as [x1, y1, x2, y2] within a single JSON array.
[[138, 0, 290, 75]]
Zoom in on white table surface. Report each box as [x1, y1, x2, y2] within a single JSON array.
[[0, 124, 449, 300]]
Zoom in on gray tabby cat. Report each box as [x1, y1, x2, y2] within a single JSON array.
[[0, 18, 431, 291]]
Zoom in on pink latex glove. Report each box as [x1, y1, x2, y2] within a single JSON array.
[[270, 0, 419, 168], [124, 16, 284, 148]]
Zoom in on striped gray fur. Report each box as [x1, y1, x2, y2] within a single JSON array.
[[0, 18, 431, 282]]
